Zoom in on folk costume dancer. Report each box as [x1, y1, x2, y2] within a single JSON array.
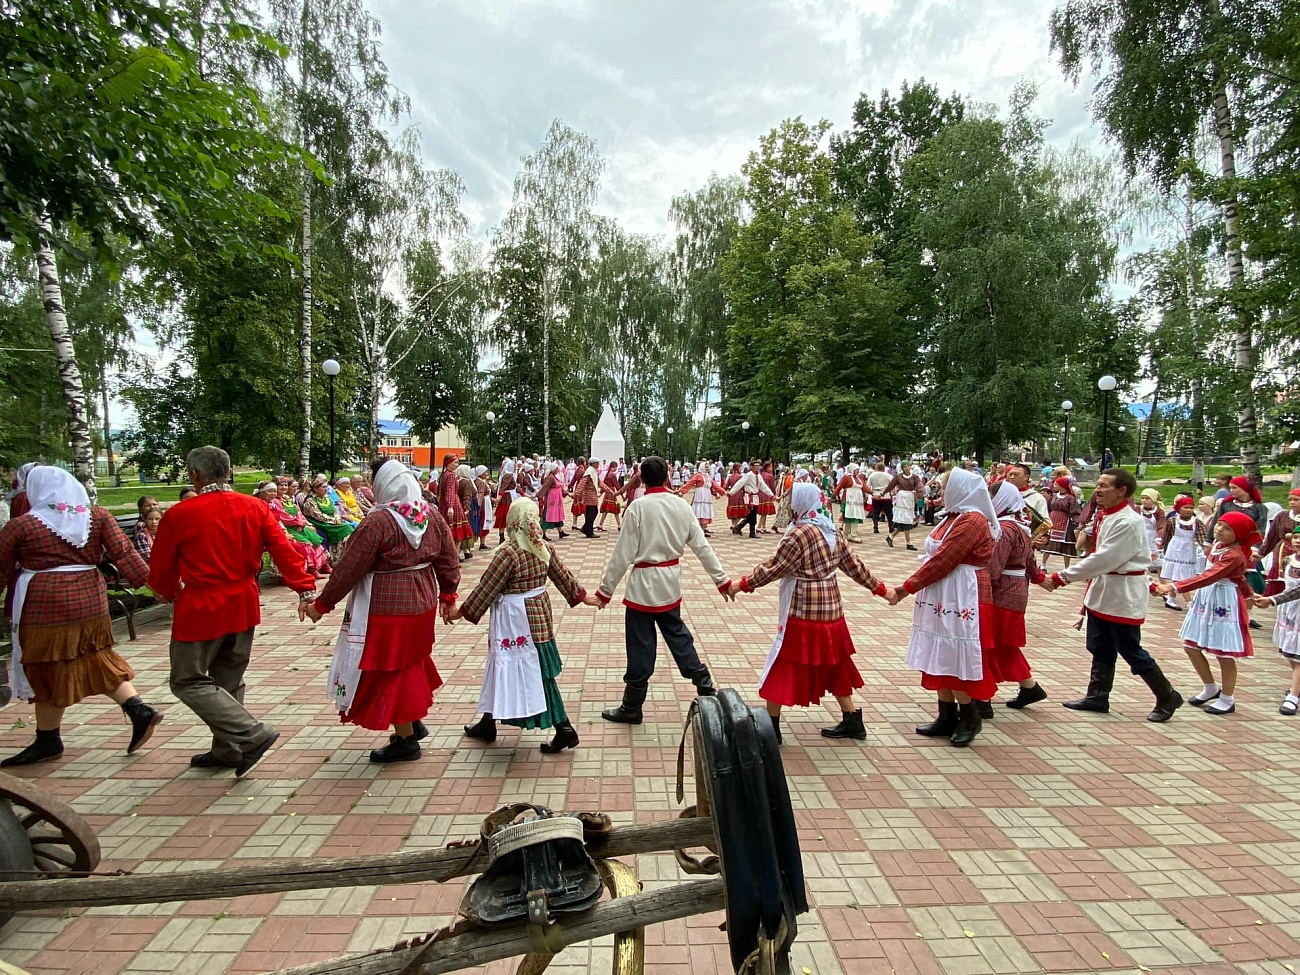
[[756, 462, 778, 534], [1159, 498, 1204, 610], [571, 457, 600, 538], [620, 462, 644, 506], [456, 465, 477, 558], [683, 465, 726, 536], [1005, 462, 1049, 523], [473, 466, 494, 550], [885, 465, 924, 551], [1139, 489, 1166, 560], [1155, 510, 1259, 715], [724, 463, 746, 531], [1253, 525, 1300, 713], [1208, 476, 1268, 630], [305, 460, 460, 762], [886, 468, 999, 747], [455, 498, 600, 752], [494, 459, 518, 545], [730, 483, 884, 743], [835, 464, 867, 543], [771, 466, 795, 533], [148, 447, 319, 775], [539, 462, 568, 541], [866, 463, 894, 534], [982, 481, 1048, 712], [436, 455, 473, 561], [1261, 489, 1300, 597], [1039, 477, 1082, 571], [0, 467, 163, 767], [1040, 468, 1184, 723], [730, 460, 773, 539], [597, 463, 623, 532], [599, 457, 733, 724]]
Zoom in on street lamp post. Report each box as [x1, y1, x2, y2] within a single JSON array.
[[1060, 400, 1073, 466], [666, 426, 674, 461], [1098, 374, 1117, 469], [1117, 425, 1126, 467], [741, 421, 750, 460], [485, 411, 496, 474], [759, 430, 766, 461], [322, 358, 341, 480], [569, 424, 577, 458]]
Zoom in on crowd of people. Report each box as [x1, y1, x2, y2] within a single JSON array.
[[1, 446, 1296, 773]]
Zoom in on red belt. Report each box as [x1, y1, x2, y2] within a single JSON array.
[[1107, 570, 1147, 576], [634, 559, 680, 569]]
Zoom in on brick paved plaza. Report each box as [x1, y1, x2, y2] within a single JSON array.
[[4, 510, 1300, 975]]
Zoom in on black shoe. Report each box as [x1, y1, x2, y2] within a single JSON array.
[[1006, 684, 1047, 709], [749, 531, 757, 538], [1140, 665, 1183, 722], [1188, 689, 1220, 707], [463, 713, 497, 743], [412, 719, 429, 741], [906, 545, 918, 551], [771, 714, 783, 745], [190, 751, 239, 769], [235, 730, 279, 777], [821, 708, 867, 740], [602, 684, 648, 725], [915, 701, 959, 737], [542, 534, 552, 541], [885, 535, 894, 548], [540, 722, 580, 754], [1, 729, 64, 767], [693, 673, 717, 697], [975, 699, 994, 720], [121, 696, 163, 755], [1062, 658, 1115, 713], [559, 531, 569, 539], [370, 734, 421, 763], [1249, 618, 1262, 629], [950, 701, 982, 747]]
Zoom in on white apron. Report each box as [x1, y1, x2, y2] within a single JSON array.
[[1142, 510, 1161, 556], [7, 564, 99, 703], [327, 562, 430, 714], [893, 489, 917, 527], [843, 484, 866, 521], [1274, 560, 1300, 660], [477, 585, 547, 720], [1179, 553, 1246, 657], [692, 485, 715, 520], [758, 568, 835, 694], [905, 528, 983, 680], [1161, 519, 1199, 583]]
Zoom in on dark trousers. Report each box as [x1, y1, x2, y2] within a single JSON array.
[[1085, 612, 1157, 675], [582, 504, 598, 537], [169, 628, 273, 764], [624, 607, 710, 688], [742, 506, 758, 536], [871, 499, 893, 532]]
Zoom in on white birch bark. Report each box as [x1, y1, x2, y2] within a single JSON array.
[[297, 168, 314, 480]]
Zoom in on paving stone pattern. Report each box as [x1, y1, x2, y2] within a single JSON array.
[[4, 508, 1300, 975]]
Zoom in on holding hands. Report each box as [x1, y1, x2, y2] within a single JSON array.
[[1152, 582, 1174, 597], [1037, 576, 1059, 593], [1252, 594, 1275, 609], [581, 592, 604, 609], [885, 587, 907, 606], [298, 597, 322, 623], [441, 600, 460, 625]]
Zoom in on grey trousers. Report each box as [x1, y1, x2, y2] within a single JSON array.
[[169, 628, 274, 764]]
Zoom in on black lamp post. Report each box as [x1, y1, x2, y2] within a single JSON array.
[[569, 424, 577, 459], [741, 420, 750, 460], [1060, 399, 1073, 466], [1098, 374, 1117, 468], [666, 426, 674, 461], [486, 410, 496, 475], [322, 358, 340, 480]]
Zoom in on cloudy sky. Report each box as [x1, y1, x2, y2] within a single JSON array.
[[372, 0, 1105, 240]]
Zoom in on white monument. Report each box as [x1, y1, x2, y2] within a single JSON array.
[[590, 404, 625, 462]]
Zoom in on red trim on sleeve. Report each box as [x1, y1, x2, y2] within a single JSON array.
[[439, 592, 458, 604], [717, 578, 733, 595], [1051, 572, 1066, 588], [739, 575, 754, 593], [596, 589, 612, 606]]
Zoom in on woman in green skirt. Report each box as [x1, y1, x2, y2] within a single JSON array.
[[303, 474, 355, 551], [451, 498, 600, 753]]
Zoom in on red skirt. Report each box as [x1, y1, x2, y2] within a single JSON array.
[[758, 501, 777, 516], [600, 499, 621, 514], [726, 502, 748, 519], [983, 605, 1031, 682], [449, 520, 473, 542], [343, 609, 443, 731], [571, 500, 585, 517], [760, 616, 864, 708], [919, 602, 998, 700], [493, 497, 512, 530]]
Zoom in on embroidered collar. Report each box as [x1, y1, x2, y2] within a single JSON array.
[[199, 483, 233, 495]]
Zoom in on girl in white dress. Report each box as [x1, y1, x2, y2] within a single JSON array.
[[1159, 497, 1204, 611], [1251, 525, 1300, 714]]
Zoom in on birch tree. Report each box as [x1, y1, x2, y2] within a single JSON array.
[[502, 120, 603, 457]]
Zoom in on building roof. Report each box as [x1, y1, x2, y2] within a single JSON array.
[[377, 419, 411, 436]]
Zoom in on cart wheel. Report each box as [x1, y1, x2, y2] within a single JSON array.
[[0, 799, 35, 927], [0, 772, 100, 877]]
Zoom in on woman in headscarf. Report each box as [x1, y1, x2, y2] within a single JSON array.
[[435, 455, 473, 557], [473, 466, 494, 550], [884, 468, 1000, 746], [334, 477, 366, 524], [6, 462, 37, 519], [455, 464, 477, 559], [303, 475, 355, 552], [452, 498, 600, 753], [493, 458, 517, 544], [303, 459, 461, 763], [0, 466, 163, 766], [729, 483, 887, 743], [835, 464, 867, 543], [1040, 476, 1082, 571], [596, 461, 623, 532], [681, 463, 726, 536], [261, 480, 330, 578], [1138, 488, 1166, 559], [982, 481, 1048, 712], [1261, 490, 1300, 597], [1160, 496, 1205, 610], [539, 461, 567, 541], [724, 462, 747, 530]]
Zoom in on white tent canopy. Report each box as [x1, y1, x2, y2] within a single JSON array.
[[590, 404, 625, 462]]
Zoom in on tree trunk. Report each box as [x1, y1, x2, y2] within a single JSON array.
[[36, 216, 95, 494], [1141, 378, 1161, 461], [369, 372, 381, 467], [100, 366, 116, 482], [542, 282, 552, 458], [1210, 76, 1259, 485], [297, 169, 314, 480]]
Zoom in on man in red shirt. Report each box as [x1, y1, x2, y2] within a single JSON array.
[[148, 446, 318, 776]]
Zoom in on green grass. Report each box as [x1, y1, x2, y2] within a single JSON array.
[[1134, 463, 1291, 480], [1136, 483, 1294, 507], [94, 470, 271, 510]]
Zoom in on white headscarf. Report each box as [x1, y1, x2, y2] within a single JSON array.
[[790, 482, 836, 552], [474, 465, 488, 478], [942, 468, 1001, 540], [374, 459, 430, 548], [7, 462, 36, 502], [990, 480, 1029, 534], [502, 458, 516, 476], [544, 461, 558, 477], [27, 466, 93, 548]]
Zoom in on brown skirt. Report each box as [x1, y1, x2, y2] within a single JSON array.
[[19, 614, 132, 707]]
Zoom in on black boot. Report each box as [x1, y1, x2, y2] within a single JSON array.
[[1, 729, 64, 767], [413, 720, 429, 741], [370, 733, 421, 763], [1140, 665, 1184, 723], [693, 673, 717, 697], [121, 696, 164, 755], [975, 699, 994, 720], [770, 714, 783, 745], [540, 721, 580, 754], [915, 701, 959, 737], [602, 684, 648, 724], [950, 701, 982, 747], [1006, 683, 1047, 709], [463, 713, 497, 743], [821, 708, 867, 740], [1062, 658, 1115, 713]]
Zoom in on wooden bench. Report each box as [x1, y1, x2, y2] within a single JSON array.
[[102, 514, 145, 641]]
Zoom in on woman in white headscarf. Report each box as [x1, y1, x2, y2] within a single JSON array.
[[451, 498, 600, 753], [539, 461, 568, 541], [493, 458, 518, 544], [730, 483, 889, 743], [835, 464, 867, 543], [982, 480, 1048, 712], [473, 465, 494, 550], [884, 467, 1001, 746], [0, 466, 162, 766], [303, 459, 461, 764]]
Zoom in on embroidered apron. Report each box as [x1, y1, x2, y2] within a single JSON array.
[[477, 585, 547, 719], [1274, 560, 1300, 659], [1160, 519, 1199, 582], [8, 564, 99, 703], [904, 528, 983, 680]]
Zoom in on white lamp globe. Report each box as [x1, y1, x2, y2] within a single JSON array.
[[321, 358, 341, 377], [485, 410, 496, 423], [1061, 399, 1073, 412], [1098, 375, 1117, 392]]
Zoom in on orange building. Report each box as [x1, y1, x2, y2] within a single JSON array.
[[374, 419, 466, 470]]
